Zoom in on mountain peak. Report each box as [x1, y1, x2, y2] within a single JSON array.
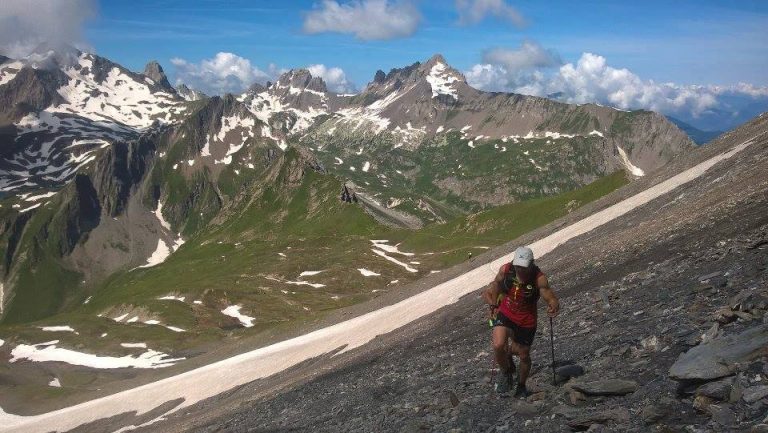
[[143, 60, 174, 91], [275, 68, 327, 94], [426, 53, 447, 66]]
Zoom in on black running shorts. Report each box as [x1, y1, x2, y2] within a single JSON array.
[[492, 313, 537, 346]]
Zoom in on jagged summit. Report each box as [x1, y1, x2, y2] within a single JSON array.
[[274, 68, 328, 94], [176, 83, 207, 101], [143, 60, 174, 92], [425, 53, 447, 66]]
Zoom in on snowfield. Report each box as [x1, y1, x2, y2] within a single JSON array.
[[9, 341, 185, 370], [0, 137, 759, 432]]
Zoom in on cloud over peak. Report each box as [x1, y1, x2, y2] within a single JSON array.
[[0, 0, 97, 58], [171, 52, 272, 95], [171, 52, 357, 96], [302, 0, 421, 40], [307, 64, 356, 94]]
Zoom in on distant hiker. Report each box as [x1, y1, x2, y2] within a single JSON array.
[[341, 185, 352, 203], [482, 246, 560, 397]]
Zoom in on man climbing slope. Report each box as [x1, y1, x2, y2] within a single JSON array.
[[482, 246, 560, 397]]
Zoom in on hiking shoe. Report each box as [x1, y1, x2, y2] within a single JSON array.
[[494, 371, 514, 394], [513, 383, 530, 399]]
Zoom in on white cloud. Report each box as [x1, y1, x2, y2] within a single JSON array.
[[456, 0, 525, 27], [466, 51, 768, 122], [482, 41, 560, 73], [302, 0, 421, 40], [171, 52, 271, 95], [0, 0, 97, 58], [307, 64, 357, 93]]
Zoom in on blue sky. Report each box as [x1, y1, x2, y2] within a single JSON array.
[[85, 0, 767, 87]]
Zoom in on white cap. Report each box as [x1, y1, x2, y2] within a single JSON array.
[[512, 246, 534, 267]]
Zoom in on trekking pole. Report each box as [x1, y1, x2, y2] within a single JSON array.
[[549, 316, 556, 385]]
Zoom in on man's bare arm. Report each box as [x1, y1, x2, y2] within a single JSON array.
[[537, 274, 560, 317], [482, 268, 506, 306]]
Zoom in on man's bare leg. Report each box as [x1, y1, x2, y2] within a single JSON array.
[[491, 326, 511, 372], [509, 341, 532, 386]]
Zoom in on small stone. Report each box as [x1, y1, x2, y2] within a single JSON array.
[[709, 404, 737, 426], [693, 395, 715, 413], [743, 385, 768, 403], [571, 379, 638, 396], [569, 390, 586, 405], [696, 377, 734, 401], [510, 400, 538, 417], [640, 404, 666, 424], [701, 323, 720, 344], [555, 364, 585, 383], [750, 424, 768, 433], [447, 390, 460, 407], [527, 392, 546, 402], [699, 271, 722, 282], [640, 335, 660, 351]]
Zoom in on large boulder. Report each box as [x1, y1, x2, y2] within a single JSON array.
[[669, 324, 768, 381]]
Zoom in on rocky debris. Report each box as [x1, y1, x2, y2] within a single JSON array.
[[669, 324, 768, 381], [570, 379, 638, 396]]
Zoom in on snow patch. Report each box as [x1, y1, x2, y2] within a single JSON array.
[[23, 192, 57, 202], [371, 249, 418, 273], [39, 326, 76, 333], [358, 268, 381, 277], [221, 305, 255, 328], [157, 295, 185, 302], [370, 240, 415, 256], [589, 130, 604, 137], [299, 271, 324, 277], [425, 62, 459, 99], [120, 343, 147, 349], [264, 276, 326, 289], [616, 146, 645, 176], [362, 161, 371, 172], [48, 378, 61, 388]]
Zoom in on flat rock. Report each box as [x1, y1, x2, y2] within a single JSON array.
[[566, 408, 630, 429], [709, 404, 737, 426], [509, 400, 538, 416], [669, 324, 768, 381], [571, 379, 639, 396], [743, 385, 768, 403]]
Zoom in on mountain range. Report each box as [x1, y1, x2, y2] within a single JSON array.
[[0, 48, 704, 416]]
